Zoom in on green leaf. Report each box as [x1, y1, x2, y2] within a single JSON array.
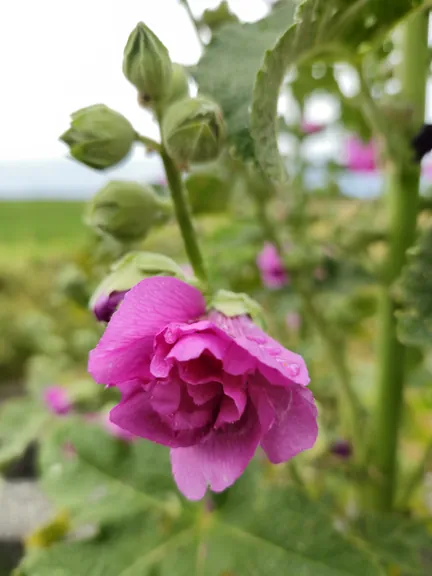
[[355, 513, 432, 575], [200, 1, 239, 33], [251, 0, 423, 182], [193, 2, 297, 159], [185, 172, 231, 215], [38, 418, 180, 526], [397, 226, 432, 346], [0, 397, 48, 468], [19, 470, 381, 575]]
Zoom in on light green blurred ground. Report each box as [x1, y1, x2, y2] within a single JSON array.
[[0, 201, 86, 261]]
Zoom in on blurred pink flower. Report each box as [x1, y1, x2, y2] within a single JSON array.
[[423, 163, 432, 180], [301, 121, 325, 135], [256, 243, 289, 290], [285, 312, 301, 332], [88, 277, 317, 500], [345, 136, 377, 172], [44, 386, 72, 416]]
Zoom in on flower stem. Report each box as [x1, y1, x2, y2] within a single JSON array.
[[369, 12, 429, 512], [179, 0, 205, 49], [160, 148, 209, 287], [135, 133, 162, 153]]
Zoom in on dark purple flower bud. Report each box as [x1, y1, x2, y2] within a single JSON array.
[[412, 124, 432, 162], [330, 439, 352, 459], [93, 290, 128, 323]]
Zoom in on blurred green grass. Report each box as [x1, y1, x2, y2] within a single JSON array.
[[0, 201, 86, 261]]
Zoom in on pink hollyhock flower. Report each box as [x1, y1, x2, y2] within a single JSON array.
[[345, 136, 377, 172], [88, 277, 317, 500], [93, 290, 128, 323], [104, 412, 136, 443], [256, 243, 289, 290], [44, 386, 72, 416], [301, 121, 324, 135]]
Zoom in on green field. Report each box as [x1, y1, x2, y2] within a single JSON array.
[[0, 201, 86, 260]]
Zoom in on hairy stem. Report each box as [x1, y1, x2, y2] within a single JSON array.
[[369, 12, 429, 512], [135, 133, 162, 153], [179, 0, 205, 48], [160, 148, 209, 287]]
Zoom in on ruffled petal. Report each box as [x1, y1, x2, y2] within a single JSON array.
[[260, 385, 318, 463], [89, 277, 205, 386], [109, 386, 208, 448], [170, 405, 261, 500]]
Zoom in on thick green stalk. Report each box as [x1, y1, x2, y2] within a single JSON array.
[[160, 149, 208, 286], [370, 12, 429, 512]]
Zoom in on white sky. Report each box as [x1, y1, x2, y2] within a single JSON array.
[[0, 0, 270, 162]]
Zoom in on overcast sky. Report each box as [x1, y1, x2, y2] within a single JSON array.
[[0, 0, 272, 162]]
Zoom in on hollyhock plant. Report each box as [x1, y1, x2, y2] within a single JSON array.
[[345, 136, 377, 172], [88, 276, 317, 500], [256, 243, 289, 290], [44, 386, 72, 416]]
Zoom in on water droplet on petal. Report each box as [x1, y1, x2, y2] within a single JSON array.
[[288, 363, 300, 377], [165, 326, 180, 344], [247, 334, 266, 345], [266, 347, 281, 357]]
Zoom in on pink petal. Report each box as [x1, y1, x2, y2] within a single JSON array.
[[209, 314, 310, 387], [150, 380, 181, 415], [109, 386, 208, 448], [186, 381, 221, 405], [170, 406, 262, 500], [214, 396, 242, 428], [88, 277, 205, 386], [261, 385, 318, 463]]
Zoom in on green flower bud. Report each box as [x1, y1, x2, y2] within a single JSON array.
[[87, 181, 172, 241], [165, 64, 190, 105], [162, 97, 225, 165], [209, 290, 266, 328], [60, 105, 135, 170], [90, 251, 187, 321], [123, 22, 173, 102]]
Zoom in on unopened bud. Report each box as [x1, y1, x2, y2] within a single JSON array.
[[90, 251, 187, 322], [123, 22, 173, 103], [164, 63, 190, 106], [60, 105, 135, 170], [209, 290, 265, 328], [162, 97, 225, 165], [87, 181, 171, 241]]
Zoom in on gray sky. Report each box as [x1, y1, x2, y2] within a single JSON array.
[[0, 0, 272, 162]]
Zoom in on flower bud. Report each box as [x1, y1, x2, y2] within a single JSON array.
[[164, 63, 190, 106], [87, 181, 171, 241], [162, 97, 225, 165], [123, 22, 173, 103], [209, 290, 265, 328], [60, 105, 135, 170], [90, 251, 187, 322]]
